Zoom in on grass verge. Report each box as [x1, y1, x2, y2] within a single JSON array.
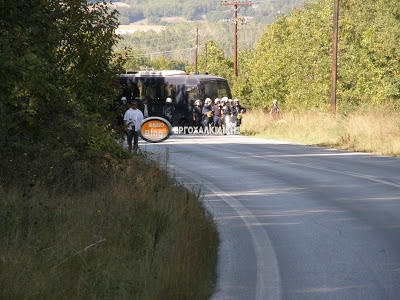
[[0, 154, 218, 299], [242, 109, 400, 157]]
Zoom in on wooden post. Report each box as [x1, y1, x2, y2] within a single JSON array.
[[220, 1, 251, 78], [195, 28, 198, 74], [331, 0, 339, 114], [204, 43, 207, 74]]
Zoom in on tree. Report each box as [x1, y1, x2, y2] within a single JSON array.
[[239, 0, 400, 112], [197, 40, 233, 84], [0, 0, 125, 180]]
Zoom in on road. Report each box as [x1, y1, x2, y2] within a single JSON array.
[[141, 134, 400, 300]]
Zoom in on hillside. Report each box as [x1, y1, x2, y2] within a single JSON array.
[[112, 0, 313, 63], [114, 0, 311, 25]]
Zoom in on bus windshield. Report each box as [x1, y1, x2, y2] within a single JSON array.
[[200, 80, 231, 100]]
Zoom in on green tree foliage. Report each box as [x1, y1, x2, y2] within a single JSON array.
[[118, 26, 198, 63], [117, 21, 266, 66], [117, 7, 144, 25], [0, 0, 125, 181], [151, 56, 186, 70], [124, 52, 152, 71], [337, 0, 400, 111], [196, 41, 233, 83], [235, 0, 400, 111], [116, 0, 311, 24], [121, 0, 218, 21]]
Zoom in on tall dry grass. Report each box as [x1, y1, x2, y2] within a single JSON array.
[[0, 156, 218, 299], [241, 109, 400, 157]]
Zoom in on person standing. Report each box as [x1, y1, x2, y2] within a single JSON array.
[[233, 98, 246, 134], [140, 98, 152, 119], [221, 97, 232, 134], [116, 97, 130, 131], [193, 99, 203, 128], [163, 97, 175, 125], [213, 98, 222, 133], [270, 99, 280, 117], [202, 98, 213, 131], [124, 100, 144, 153]]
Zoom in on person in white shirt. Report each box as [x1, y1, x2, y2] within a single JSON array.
[[123, 100, 144, 152]]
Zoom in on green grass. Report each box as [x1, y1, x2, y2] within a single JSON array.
[[0, 155, 218, 299]]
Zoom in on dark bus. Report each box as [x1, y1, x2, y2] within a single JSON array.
[[119, 70, 232, 126]]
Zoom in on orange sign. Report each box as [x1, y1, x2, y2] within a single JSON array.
[[139, 117, 172, 143]]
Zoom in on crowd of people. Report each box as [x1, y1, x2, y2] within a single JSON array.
[[193, 97, 247, 135], [117, 95, 280, 152]]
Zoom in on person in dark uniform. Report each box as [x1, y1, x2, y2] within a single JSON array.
[[202, 98, 213, 131], [117, 96, 130, 134], [213, 98, 222, 134], [270, 99, 280, 117], [221, 97, 232, 134], [163, 97, 175, 125], [233, 98, 246, 134], [193, 99, 203, 128], [230, 99, 238, 130]]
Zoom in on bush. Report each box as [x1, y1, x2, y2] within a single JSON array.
[[0, 156, 219, 299]]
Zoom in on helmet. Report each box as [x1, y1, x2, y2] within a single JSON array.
[[166, 97, 172, 103], [221, 97, 228, 102], [205, 98, 212, 104], [273, 99, 277, 104], [234, 98, 239, 103], [121, 97, 127, 104], [195, 99, 201, 105], [228, 99, 233, 103], [214, 98, 221, 104]]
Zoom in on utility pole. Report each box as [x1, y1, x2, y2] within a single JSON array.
[[195, 28, 199, 75], [204, 43, 207, 74], [220, 1, 251, 78], [331, 0, 339, 114]]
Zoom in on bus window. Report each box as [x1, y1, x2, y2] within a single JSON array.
[[127, 82, 140, 102], [200, 80, 231, 100], [200, 82, 215, 100], [217, 82, 229, 98], [187, 86, 197, 106], [144, 83, 165, 102], [138, 83, 144, 101], [165, 85, 176, 102]]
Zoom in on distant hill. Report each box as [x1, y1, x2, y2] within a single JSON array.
[[111, 0, 313, 63], [113, 0, 312, 25]]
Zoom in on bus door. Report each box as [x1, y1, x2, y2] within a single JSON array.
[[186, 86, 198, 125], [141, 81, 177, 120]]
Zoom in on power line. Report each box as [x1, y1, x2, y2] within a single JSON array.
[[220, 0, 252, 77], [124, 30, 196, 44], [126, 46, 205, 58], [129, 38, 196, 52]]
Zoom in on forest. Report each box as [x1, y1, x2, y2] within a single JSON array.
[[115, 0, 308, 25], [118, 0, 400, 113], [1, 1, 218, 298], [234, 0, 400, 112]]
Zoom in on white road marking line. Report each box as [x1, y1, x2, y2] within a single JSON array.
[[172, 165, 282, 300], [201, 144, 400, 189]]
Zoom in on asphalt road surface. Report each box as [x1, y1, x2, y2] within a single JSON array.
[[141, 134, 400, 300]]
